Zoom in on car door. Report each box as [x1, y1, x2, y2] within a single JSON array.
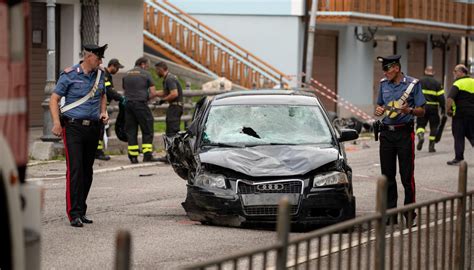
[[165, 97, 209, 180]]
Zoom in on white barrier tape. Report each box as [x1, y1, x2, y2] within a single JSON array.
[[299, 78, 374, 121], [310, 78, 374, 121], [299, 73, 375, 121], [309, 85, 373, 121]]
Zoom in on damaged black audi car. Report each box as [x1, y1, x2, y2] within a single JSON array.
[[165, 90, 359, 227]]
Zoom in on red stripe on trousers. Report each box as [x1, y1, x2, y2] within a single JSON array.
[[62, 127, 72, 221], [410, 131, 416, 203]]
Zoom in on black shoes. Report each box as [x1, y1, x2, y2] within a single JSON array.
[[428, 141, 436, 153], [143, 153, 160, 162], [447, 159, 462, 166], [129, 156, 139, 164], [70, 217, 83, 227], [416, 133, 424, 151], [95, 150, 111, 161], [81, 216, 93, 224], [70, 216, 93, 227]]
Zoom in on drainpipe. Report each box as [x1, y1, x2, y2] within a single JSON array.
[[304, 0, 318, 85], [41, 0, 59, 142]]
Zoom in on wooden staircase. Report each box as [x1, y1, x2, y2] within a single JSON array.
[[143, 0, 290, 89]]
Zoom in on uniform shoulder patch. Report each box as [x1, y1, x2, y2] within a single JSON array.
[[63, 67, 73, 73]]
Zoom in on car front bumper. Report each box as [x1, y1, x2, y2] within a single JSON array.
[[182, 184, 355, 226]]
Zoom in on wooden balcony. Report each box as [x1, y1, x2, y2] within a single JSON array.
[[314, 0, 473, 34]]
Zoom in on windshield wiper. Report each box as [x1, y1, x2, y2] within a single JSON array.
[[244, 142, 298, 147], [203, 142, 243, 148]]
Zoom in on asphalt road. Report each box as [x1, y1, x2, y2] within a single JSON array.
[[27, 127, 473, 269]]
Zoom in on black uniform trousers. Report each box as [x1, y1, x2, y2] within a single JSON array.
[[165, 104, 183, 136], [379, 125, 416, 210], [125, 101, 154, 146], [452, 117, 474, 161], [62, 120, 101, 221], [415, 105, 440, 140]]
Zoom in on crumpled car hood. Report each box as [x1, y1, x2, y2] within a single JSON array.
[[199, 145, 339, 177]]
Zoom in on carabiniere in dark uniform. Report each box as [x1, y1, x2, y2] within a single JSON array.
[[49, 44, 109, 227], [374, 55, 426, 226]]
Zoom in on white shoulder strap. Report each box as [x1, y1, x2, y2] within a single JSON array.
[[60, 69, 102, 114], [399, 79, 418, 105]]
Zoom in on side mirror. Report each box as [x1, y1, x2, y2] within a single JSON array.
[[338, 129, 359, 142]]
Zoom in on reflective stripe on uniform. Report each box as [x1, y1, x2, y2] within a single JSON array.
[[97, 140, 104, 150], [453, 78, 474, 94], [422, 89, 445, 96], [422, 89, 437, 96], [128, 145, 139, 156], [416, 128, 425, 134], [429, 136, 436, 141], [105, 81, 112, 86], [142, 143, 153, 153], [426, 101, 440, 105]]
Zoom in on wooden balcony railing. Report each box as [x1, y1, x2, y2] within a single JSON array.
[[318, 0, 393, 16], [143, 0, 290, 89], [316, 0, 472, 32]]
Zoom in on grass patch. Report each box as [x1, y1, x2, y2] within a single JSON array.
[[153, 121, 186, 133], [148, 68, 200, 90]]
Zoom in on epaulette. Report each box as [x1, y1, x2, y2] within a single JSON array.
[[380, 78, 387, 83], [63, 67, 73, 73]]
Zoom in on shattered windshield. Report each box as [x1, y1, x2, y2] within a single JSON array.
[[202, 104, 332, 146]]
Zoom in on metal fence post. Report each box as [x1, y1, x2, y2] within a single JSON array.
[[454, 161, 467, 269], [115, 230, 131, 270], [276, 197, 290, 270], [374, 176, 387, 270]]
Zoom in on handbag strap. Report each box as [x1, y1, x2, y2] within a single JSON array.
[[60, 69, 102, 114]]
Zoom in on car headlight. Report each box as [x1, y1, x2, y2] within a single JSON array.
[[194, 172, 226, 189], [313, 171, 348, 187]]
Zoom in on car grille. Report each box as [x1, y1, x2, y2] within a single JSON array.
[[237, 180, 303, 194], [244, 205, 299, 216]]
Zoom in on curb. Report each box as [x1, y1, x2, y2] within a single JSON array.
[[26, 161, 166, 182]]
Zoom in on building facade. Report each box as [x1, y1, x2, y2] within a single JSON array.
[[29, 0, 143, 126], [167, 0, 473, 116]]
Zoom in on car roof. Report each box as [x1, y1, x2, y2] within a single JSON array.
[[211, 89, 321, 106]]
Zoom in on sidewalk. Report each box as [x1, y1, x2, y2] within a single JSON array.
[[29, 127, 167, 159]]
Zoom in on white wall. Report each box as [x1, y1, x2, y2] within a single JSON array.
[[99, 0, 143, 70], [59, 3, 81, 70], [337, 26, 374, 117], [192, 14, 304, 86], [169, 0, 305, 16]]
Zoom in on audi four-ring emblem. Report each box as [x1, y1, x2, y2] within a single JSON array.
[[256, 183, 284, 191]]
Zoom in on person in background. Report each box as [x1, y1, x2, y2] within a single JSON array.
[[446, 64, 474, 165], [415, 66, 445, 152], [95, 58, 125, 161], [122, 57, 160, 163]]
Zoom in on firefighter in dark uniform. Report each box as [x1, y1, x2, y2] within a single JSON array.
[[122, 57, 160, 163], [95, 58, 125, 160], [154, 62, 184, 163], [374, 55, 425, 226], [415, 66, 445, 152], [49, 44, 109, 227], [446, 64, 474, 165]]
